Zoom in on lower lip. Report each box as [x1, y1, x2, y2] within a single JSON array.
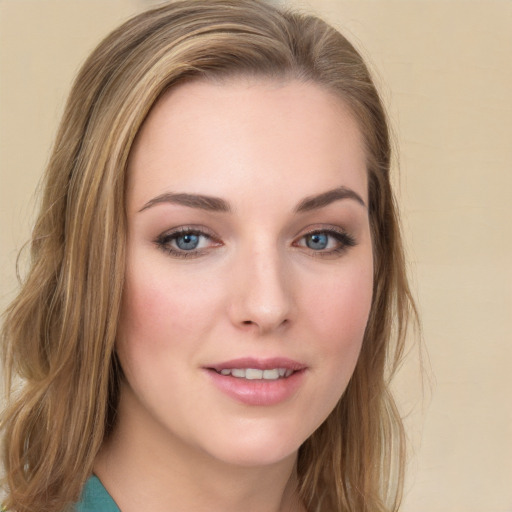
[[205, 369, 306, 406]]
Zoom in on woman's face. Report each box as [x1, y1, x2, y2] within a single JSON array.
[[117, 78, 373, 468]]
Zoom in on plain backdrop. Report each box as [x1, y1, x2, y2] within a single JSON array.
[[0, 1, 511, 511]]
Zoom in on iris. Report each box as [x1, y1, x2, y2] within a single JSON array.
[[176, 233, 200, 250], [306, 233, 328, 250]]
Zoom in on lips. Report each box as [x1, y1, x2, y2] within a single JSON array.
[[204, 357, 307, 406]]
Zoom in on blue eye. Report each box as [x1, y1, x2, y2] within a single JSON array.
[[305, 233, 328, 250], [175, 233, 200, 251], [296, 228, 357, 256], [155, 227, 219, 258]]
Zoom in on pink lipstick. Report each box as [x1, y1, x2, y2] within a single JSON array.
[[204, 357, 307, 406]]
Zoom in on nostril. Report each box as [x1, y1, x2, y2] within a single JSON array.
[[240, 318, 289, 330]]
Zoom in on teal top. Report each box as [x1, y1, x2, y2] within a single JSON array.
[[75, 476, 120, 512]]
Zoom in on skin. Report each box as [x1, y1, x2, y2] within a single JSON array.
[[95, 78, 374, 512]]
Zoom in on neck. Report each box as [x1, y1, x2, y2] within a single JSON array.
[[94, 384, 306, 512]]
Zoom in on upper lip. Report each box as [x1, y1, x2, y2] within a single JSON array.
[[206, 357, 306, 372]]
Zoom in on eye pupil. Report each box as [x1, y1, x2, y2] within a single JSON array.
[[306, 233, 328, 250], [176, 233, 200, 250]]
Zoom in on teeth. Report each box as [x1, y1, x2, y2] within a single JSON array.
[[217, 368, 294, 380], [263, 369, 279, 380], [246, 368, 263, 380]]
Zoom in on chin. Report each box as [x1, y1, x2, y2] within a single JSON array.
[[195, 418, 312, 469], [211, 444, 298, 469]]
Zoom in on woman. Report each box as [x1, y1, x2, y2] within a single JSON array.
[[1, 1, 416, 511]]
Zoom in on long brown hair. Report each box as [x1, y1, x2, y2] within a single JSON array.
[[1, 1, 416, 510]]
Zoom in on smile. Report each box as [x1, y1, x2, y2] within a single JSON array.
[[216, 368, 295, 380], [205, 358, 307, 406]]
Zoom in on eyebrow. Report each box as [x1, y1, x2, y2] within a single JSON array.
[[295, 186, 366, 212], [139, 186, 366, 214], [139, 192, 231, 213]]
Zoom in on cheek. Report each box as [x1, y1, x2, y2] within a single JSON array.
[[303, 258, 373, 364], [118, 259, 223, 345], [115, 261, 216, 395], [291, 257, 373, 435]]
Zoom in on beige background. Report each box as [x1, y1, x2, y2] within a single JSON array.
[[1, 1, 511, 510]]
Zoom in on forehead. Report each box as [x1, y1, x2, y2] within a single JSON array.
[[126, 78, 367, 210]]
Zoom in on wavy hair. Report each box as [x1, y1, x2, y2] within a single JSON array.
[[1, 1, 416, 510]]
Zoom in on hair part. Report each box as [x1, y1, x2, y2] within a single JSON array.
[[1, 1, 417, 511]]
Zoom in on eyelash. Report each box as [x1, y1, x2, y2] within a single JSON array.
[[155, 227, 220, 259], [154, 226, 357, 259], [295, 228, 357, 257]]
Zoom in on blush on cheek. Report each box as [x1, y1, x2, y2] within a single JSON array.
[[315, 279, 372, 329], [120, 285, 162, 335], [309, 277, 372, 368], [121, 263, 227, 347]]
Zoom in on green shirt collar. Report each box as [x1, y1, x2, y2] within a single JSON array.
[[76, 475, 120, 512]]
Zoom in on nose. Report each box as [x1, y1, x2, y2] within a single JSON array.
[[228, 245, 293, 335]]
